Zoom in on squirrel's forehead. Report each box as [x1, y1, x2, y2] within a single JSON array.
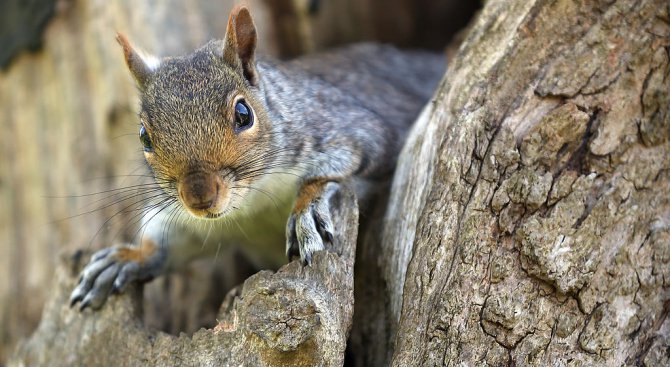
[[140, 55, 248, 120], [145, 68, 240, 105], [155, 62, 239, 90], [158, 51, 241, 82], [140, 87, 236, 127]]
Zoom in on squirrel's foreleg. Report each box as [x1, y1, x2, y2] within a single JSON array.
[[69, 238, 168, 310], [286, 180, 339, 264]]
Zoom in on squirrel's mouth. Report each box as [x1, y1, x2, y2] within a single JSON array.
[[181, 205, 228, 220], [204, 212, 224, 219]]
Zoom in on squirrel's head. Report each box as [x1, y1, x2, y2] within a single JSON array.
[[118, 6, 272, 219]]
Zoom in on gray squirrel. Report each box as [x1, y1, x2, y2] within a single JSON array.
[[70, 6, 444, 310]]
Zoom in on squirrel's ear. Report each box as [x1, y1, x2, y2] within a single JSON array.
[[116, 33, 158, 89], [223, 6, 258, 86]]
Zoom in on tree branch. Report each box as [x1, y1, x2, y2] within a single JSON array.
[[13, 187, 358, 367]]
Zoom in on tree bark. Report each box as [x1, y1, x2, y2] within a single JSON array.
[[384, 0, 670, 365], [11, 186, 357, 367]]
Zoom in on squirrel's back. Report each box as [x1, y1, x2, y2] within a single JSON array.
[[286, 44, 444, 124], [254, 44, 445, 181], [265, 44, 443, 129]]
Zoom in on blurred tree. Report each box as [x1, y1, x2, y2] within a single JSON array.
[[0, 0, 56, 68]]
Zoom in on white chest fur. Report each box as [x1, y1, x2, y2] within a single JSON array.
[[141, 172, 300, 269]]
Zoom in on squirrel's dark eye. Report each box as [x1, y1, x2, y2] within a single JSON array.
[[234, 99, 254, 131], [139, 125, 153, 152]]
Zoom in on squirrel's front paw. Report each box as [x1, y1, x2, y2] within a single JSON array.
[[286, 181, 338, 265], [69, 240, 166, 310]]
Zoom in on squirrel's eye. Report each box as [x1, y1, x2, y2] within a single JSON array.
[[234, 99, 254, 131], [139, 125, 153, 152]]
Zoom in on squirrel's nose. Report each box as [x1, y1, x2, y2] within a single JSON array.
[[178, 171, 221, 212]]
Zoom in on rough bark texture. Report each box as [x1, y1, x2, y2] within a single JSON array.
[[11, 186, 357, 367], [384, 0, 670, 365]]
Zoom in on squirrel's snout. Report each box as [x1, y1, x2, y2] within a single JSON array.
[[178, 171, 226, 217]]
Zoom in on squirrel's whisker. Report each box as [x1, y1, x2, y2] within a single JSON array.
[[119, 197, 176, 244], [50, 188, 167, 225], [86, 191, 172, 249]]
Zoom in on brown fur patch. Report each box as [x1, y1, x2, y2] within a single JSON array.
[[294, 180, 328, 213], [116, 33, 135, 65], [233, 7, 256, 61], [116, 32, 151, 86], [115, 238, 158, 263], [224, 5, 258, 85]]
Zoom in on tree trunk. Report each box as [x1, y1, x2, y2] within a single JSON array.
[[384, 0, 670, 365], [11, 187, 358, 367]]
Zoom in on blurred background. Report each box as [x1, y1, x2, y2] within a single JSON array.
[[0, 0, 479, 363]]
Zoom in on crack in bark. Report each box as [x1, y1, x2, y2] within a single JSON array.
[[628, 270, 644, 340], [628, 299, 670, 366], [562, 109, 599, 175], [577, 302, 605, 356], [572, 175, 611, 229], [580, 71, 623, 96], [639, 64, 659, 118]]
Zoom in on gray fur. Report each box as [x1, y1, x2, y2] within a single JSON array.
[[257, 43, 445, 181], [286, 181, 339, 264]]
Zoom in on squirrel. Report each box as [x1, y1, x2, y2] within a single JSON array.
[[70, 6, 444, 310]]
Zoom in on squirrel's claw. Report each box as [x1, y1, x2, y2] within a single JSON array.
[[286, 182, 338, 265], [77, 263, 120, 310], [69, 254, 118, 308], [70, 244, 165, 311]]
